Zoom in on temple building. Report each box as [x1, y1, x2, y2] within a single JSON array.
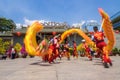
[[0, 21, 101, 47], [12, 22, 83, 46]]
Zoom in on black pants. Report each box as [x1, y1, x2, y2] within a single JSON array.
[[11, 53, 16, 59]]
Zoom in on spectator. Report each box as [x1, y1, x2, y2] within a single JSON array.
[[11, 47, 16, 59]]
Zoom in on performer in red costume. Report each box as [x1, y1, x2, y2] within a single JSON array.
[[52, 34, 61, 60], [93, 26, 112, 68], [73, 41, 78, 59], [82, 40, 92, 61], [64, 40, 70, 60], [48, 42, 54, 63]]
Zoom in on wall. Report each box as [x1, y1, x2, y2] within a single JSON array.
[[114, 33, 120, 48], [13, 35, 25, 45]]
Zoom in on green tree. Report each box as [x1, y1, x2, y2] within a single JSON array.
[[0, 17, 16, 32]]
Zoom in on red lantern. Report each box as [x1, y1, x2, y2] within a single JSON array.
[[16, 32, 21, 36], [52, 31, 56, 35], [115, 30, 119, 34]]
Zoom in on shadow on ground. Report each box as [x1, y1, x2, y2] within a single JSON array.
[[30, 61, 61, 66]]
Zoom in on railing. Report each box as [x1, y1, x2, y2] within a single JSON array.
[[111, 11, 120, 20]]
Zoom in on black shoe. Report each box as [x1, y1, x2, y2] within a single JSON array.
[[68, 57, 70, 60], [89, 58, 92, 61], [104, 62, 109, 68], [109, 62, 113, 66]]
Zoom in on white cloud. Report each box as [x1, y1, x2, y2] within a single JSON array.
[[15, 18, 35, 29], [24, 17, 50, 25], [87, 20, 97, 23], [72, 21, 85, 28], [38, 20, 49, 24], [24, 18, 37, 25], [15, 18, 51, 29], [16, 23, 28, 29], [16, 23, 22, 29]]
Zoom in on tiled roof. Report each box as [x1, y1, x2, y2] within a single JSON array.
[[12, 27, 67, 33], [0, 33, 13, 37]]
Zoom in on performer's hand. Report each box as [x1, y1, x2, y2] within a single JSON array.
[[36, 46, 39, 51]]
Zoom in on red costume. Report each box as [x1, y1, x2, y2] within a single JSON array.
[[82, 41, 92, 60], [73, 41, 78, 58], [93, 31, 112, 67], [48, 43, 54, 63], [64, 42, 70, 60], [93, 31, 106, 50], [53, 37, 59, 60]]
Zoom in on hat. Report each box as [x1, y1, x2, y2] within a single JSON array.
[[82, 39, 85, 42]]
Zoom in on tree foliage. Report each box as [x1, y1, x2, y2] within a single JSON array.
[[0, 17, 16, 31]]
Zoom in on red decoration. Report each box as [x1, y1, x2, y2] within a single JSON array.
[[115, 30, 119, 34], [16, 32, 21, 36], [52, 31, 56, 35]]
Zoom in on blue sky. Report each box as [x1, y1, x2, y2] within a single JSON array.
[[0, 0, 120, 25]]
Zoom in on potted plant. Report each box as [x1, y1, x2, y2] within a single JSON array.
[[0, 38, 10, 59], [14, 43, 22, 58], [77, 44, 85, 57], [112, 47, 118, 56]]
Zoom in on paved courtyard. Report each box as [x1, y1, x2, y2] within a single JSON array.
[[0, 56, 120, 80]]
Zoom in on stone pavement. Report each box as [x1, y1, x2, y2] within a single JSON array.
[[0, 56, 120, 80]]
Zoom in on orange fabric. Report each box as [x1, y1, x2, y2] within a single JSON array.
[[98, 8, 115, 53]]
